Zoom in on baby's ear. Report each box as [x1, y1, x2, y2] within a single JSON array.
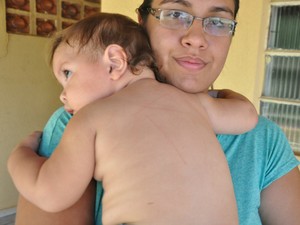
[[103, 44, 127, 80]]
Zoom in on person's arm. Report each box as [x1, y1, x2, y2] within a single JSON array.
[[8, 110, 97, 213], [254, 118, 300, 224], [14, 107, 96, 225], [15, 181, 96, 225], [259, 167, 300, 225], [257, 118, 300, 224], [197, 89, 258, 134]]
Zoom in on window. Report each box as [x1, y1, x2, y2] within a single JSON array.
[[5, 0, 101, 37], [260, 1, 300, 155]]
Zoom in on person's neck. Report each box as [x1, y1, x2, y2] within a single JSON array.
[[127, 67, 156, 85]]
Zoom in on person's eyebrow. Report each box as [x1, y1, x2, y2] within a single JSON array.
[[158, 1, 234, 17], [210, 6, 234, 17], [159, 0, 191, 7]]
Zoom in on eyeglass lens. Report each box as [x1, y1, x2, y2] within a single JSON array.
[[153, 9, 235, 36]]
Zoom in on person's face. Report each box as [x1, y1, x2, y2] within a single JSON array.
[[52, 43, 113, 114], [143, 0, 235, 93]]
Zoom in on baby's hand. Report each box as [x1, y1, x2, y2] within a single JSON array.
[[8, 131, 43, 178], [17, 131, 42, 153]]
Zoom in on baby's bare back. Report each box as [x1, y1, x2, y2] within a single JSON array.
[[90, 79, 236, 225]]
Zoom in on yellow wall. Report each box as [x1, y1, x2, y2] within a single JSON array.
[[214, 0, 268, 109], [102, 0, 141, 17], [0, 34, 62, 209], [0, 0, 270, 210]]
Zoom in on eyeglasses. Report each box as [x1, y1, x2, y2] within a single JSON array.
[[147, 8, 237, 37]]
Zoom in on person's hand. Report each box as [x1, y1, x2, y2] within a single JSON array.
[[7, 131, 44, 186], [16, 131, 42, 153]]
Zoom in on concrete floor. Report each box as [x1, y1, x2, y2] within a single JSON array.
[[0, 213, 15, 225]]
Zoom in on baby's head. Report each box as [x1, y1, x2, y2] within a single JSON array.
[[50, 12, 156, 75]]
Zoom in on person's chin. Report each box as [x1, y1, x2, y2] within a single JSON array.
[[174, 80, 205, 94], [182, 75, 208, 92], [160, 71, 206, 93]]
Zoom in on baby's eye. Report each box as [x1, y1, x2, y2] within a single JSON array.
[[63, 70, 72, 79]]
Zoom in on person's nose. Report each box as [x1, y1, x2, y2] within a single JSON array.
[[60, 90, 67, 104], [181, 20, 208, 49]]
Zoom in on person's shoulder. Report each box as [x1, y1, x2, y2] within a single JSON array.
[[253, 115, 282, 133], [39, 107, 72, 157], [50, 107, 72, 121], [237, 116, 291, 149], [218, 116, 294, 159], [218, 116, 283, 141], [43, 106, 72, 129]]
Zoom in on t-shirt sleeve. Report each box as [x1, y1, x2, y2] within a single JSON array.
[[38, 107, 72, 157], [261, 117, 300, 189]]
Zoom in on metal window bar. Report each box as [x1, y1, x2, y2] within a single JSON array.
[[263, 56, 300, 100], [260, 101, 300, 154], [261, 4, 300, 154], [268, 5, 300, 50]]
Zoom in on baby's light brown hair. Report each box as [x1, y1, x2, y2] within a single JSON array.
[[50, 12, 156, 75]]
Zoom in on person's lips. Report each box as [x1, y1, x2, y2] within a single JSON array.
[[64, 107, 74, 115], [175, 56, 207, 71]]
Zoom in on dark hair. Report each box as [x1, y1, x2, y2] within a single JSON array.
[[50, 12, 156, 75], [137, 0, 240, 23]]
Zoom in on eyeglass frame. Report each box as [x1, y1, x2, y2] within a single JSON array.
[[145, 8, 237, 37]]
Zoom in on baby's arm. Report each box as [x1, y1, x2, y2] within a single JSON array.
[[8, 111, 96, 213], [198, 89, 258, 134]]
